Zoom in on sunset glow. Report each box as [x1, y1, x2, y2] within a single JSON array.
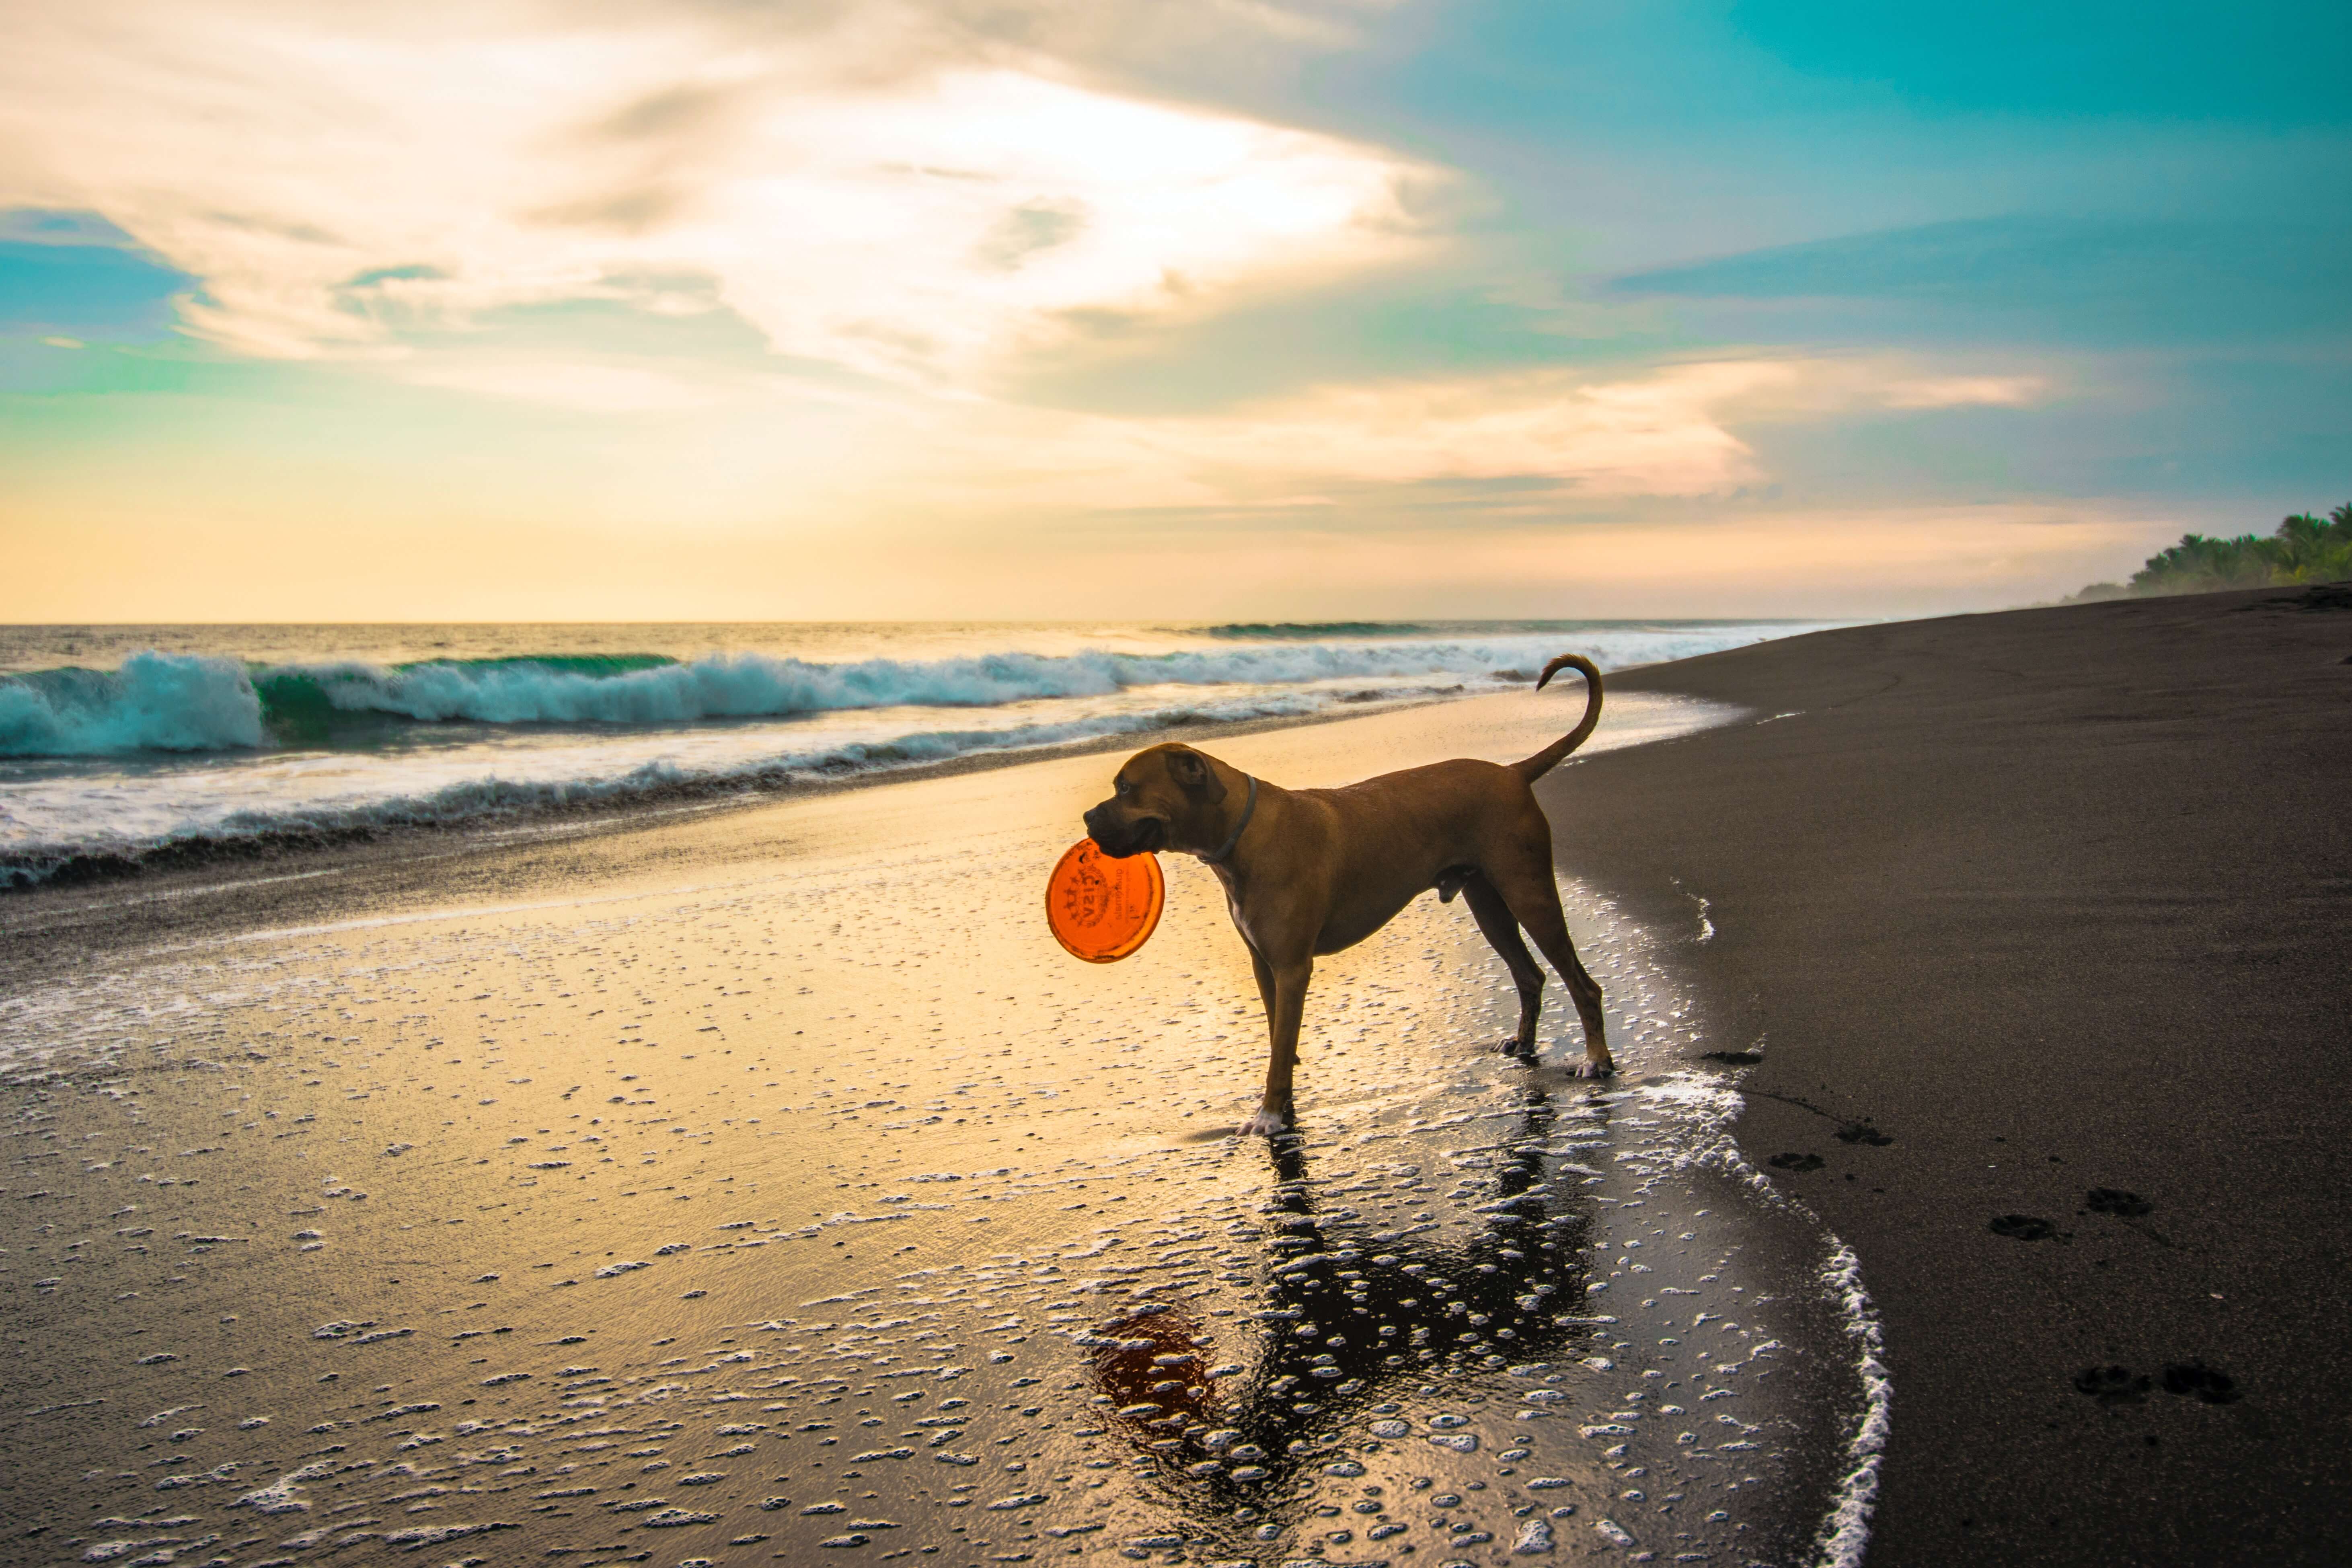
[[4, 0, 2344, 617]]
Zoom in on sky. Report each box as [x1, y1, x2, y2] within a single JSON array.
[[2, 0, 2346, 622]]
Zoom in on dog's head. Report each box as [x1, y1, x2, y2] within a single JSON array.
[[1083, 743, 1231, 859]]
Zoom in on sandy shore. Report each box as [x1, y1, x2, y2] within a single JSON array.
[[1542, 584, 2352, 1565], [0, 686, 1877, 1567]]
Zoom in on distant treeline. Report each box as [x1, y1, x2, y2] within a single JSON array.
[[2073, 502, 2352, 601]]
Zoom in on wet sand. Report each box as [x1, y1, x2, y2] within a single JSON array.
[[1541, 585, 2352, 1565], [0, 689, 1881, 1567]]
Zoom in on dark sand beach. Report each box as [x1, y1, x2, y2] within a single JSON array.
[[2, 588, 2343, 1568], [1543, 584, 2352, 1564]]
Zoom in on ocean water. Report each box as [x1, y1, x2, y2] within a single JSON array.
[[0, 620, 1841, 886]]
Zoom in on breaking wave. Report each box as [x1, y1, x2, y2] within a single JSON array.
[[0, 652, 265, 755], [0, 689, 1341, 888], [0, 632, 1787, 758]]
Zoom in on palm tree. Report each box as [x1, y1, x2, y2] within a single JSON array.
[[2118, 501, 2352, 594]]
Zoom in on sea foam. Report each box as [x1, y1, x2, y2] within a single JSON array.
[[261, 639, 1615, 732]]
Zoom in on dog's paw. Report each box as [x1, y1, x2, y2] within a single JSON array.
[[1496, 1036, 1536, 1059], [1573, 1056, 1617, 1079], [1236, 1108, 1293, 1138]]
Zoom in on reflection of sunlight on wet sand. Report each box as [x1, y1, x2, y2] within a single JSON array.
[[1032, 866, 1878, 1566], [0, 690, 1874, 1563], [1079, 1106, 1608, 1560]]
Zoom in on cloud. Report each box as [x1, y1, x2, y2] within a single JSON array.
[[397, 359, 723, 413], [318, 347, 2052, 520], [1610, 216, 2352, 346], [0, 209, 147, 247], [864, 355, 2050, 511], [1878, 374, 2042, 409], [0, 0, 1429, 382]]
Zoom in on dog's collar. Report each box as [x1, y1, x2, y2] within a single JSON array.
[[1199, 773, 1257, 865]]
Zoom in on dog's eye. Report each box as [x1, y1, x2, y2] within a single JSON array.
[[1115, 778, 1134, 797]]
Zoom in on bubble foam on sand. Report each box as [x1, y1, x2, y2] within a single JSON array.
[[2, 705, 1882, 1566]]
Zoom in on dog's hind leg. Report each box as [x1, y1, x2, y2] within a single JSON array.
[[1461, 873, 1544, 1057], [1238, 950, 1312, 1137], [1487, 859, 1613, 1077]]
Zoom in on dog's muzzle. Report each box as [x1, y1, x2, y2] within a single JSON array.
[[1083, 804, 1165, 858]]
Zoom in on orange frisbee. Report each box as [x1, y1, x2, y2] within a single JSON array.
[[1046, 838, 1164, 963]]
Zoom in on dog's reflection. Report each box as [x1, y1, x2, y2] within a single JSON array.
[[1084, 1083, 1604, 1537]]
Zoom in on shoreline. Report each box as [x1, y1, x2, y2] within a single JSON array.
[[2, 691, 1462, 896], [1540, 583, 2352, 1565], [0, 680, 1737, 985], [4, 691, 1486, 902]]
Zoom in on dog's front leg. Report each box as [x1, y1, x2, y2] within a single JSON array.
[[1237, 952, 1311, 1137]]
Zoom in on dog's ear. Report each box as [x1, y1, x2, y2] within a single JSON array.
[[1165, 748, 1227, 804]]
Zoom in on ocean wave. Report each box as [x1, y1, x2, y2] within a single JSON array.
[[1, 634, 1742, 758], [250, 655, 675, 746], [0, 653, 264, 755], [281, 643, 1521, 725], [0, 690, 1336, 887]]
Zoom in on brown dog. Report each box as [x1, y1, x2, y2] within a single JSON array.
[[1083, 654, 1611, 1135]]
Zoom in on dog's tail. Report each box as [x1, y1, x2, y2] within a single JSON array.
[[1512, 654, 1604, 784]]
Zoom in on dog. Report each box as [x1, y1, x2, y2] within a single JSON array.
[[1083, 654, 1611, 1136]]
